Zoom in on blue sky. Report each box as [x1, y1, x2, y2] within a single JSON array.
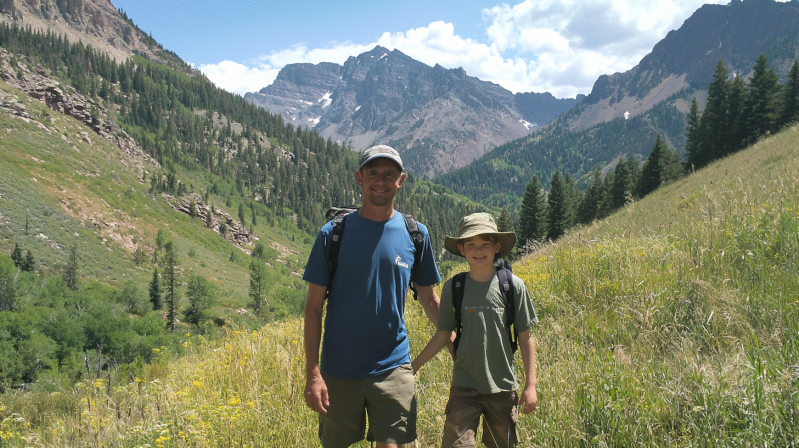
[[111, 0, 747, 98]]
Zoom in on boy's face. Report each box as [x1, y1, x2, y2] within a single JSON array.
[[355, 159, 406, 207], [457, 235, 501, 270]]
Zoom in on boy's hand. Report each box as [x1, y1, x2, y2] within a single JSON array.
[[411, 359, 420, 374], [519, 386, 537, 414]]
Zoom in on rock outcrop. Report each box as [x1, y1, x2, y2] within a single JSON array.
[[165, 193, 256, 251], [1, 48, 157, 169]]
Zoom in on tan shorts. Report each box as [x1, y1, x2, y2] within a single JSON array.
[[319, 364, 417, 448], [441, 386, 519, 448]]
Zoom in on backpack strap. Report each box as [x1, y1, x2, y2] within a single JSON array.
[[451, 272, 468, 354], [326, 212, 350, 280], [402, 213, 425, 301], [495, 259, 518, 354]]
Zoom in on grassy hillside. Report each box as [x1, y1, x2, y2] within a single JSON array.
[[2, 116, 797, 446], [0, 78, 308, 324]]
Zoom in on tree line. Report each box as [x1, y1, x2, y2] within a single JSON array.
[[513, 55, 799, 250], [0, 22, 483, 256]]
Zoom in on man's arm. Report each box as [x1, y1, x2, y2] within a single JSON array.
[[414, 283, 440, 326], [304, 283, 329, 414], [518, 329, 537, 414]]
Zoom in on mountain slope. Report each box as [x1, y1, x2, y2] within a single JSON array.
[[0, 0, 191, 73], [435, 0, 799, 208], [245, 46, 581, 178], [574, 0, 799, 129]]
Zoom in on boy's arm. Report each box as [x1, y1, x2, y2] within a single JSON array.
[[518, 329, 538, 414], [415, 284, 457, 358], [412, 329, 452, 374], [304, 283, 329, 414]]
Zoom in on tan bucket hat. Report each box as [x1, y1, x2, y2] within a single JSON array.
[[444, 212, 517, 258]]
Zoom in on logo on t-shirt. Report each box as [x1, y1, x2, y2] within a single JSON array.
[[395, 256, 409, 269]]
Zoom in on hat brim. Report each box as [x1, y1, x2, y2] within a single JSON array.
[[444, 231, 516, 259], [359, 154, 404, 171]]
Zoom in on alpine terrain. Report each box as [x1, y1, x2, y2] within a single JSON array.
[[245, 46, 582, 178]]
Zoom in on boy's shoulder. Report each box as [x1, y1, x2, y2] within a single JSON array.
[[510, 273, 528, 289]]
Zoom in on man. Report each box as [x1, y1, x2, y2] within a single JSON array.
[[303, 145, 443, 448]]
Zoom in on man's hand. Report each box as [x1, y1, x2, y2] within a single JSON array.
[[519, 385, 537, 414], [304, 369, 329, 413]]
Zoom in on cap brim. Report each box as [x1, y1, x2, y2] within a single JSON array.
[[359, 154, 404, 171]]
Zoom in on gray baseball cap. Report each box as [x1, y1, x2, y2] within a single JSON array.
[[359, 145, 404, 171]]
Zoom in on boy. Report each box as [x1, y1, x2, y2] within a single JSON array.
[[412, 212, 538, 448]]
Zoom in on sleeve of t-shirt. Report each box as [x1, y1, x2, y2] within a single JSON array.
[[512, 274, 538, 333], [437, 278, 456, 332], [413, 222, 442, 287], [302, 224, 332, 287]]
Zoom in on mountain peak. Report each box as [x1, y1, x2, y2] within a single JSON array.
[[246, 47, 579, 178]]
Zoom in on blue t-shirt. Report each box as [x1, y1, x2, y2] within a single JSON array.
[[303, 210, 441, 379]]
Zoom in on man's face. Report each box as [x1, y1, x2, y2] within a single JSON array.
[[355, 159, 406, 207]]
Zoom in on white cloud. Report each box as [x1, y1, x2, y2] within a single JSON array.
[[201, 0, 749, 98], [197, 60, 279, 95]]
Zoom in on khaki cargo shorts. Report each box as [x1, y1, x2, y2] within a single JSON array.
[[441, 386, 519, 448], [319, 364, 417, 448]]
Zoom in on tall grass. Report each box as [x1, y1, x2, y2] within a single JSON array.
[[2, 129, 799, 446]]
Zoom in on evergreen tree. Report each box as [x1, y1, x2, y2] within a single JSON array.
[[154, 228, 167, 264], [184, 275, 216, 325], [698, 60, 730, 167], [162, 241, 178, 332], [21, 250, 35, 272], [238, 203, 246, 227], [626, 156, 641, 197], [610, 158, 635, 209], [518, 175, 548, 247], [639, 135, 667, 197], [725, 73, 747, 155], [743, 55, 780, 145], [684, 97, 701, 172], [546, 171, 573, 241], [206, 205, 214, 228], [577, 167, 604, 225], [149, 267, 162, 310], [249, 258, 271, 314], [0, 254, 17, 312], [189, 200, 197, 218], [780, 59, 799, 128], [63, 244, 79, 291], [497, 207, 513, 233], [564, 173, 583, 225], [598, 170, 615, 219], [10, 243, 22, 268]]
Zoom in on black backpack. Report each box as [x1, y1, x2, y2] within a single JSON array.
[[452, 258, 518, 354], [325, 207, 425, 300]]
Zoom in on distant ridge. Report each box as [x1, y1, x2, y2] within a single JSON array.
[[434, 0, 799, 208], [245, 46, 581, 178]]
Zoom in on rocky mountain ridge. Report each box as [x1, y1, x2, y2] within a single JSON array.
[[0, 0, 191, 72], [245, 46, 581, 178], [570, 0, 799, 131]]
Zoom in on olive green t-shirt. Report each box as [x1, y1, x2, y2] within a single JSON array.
[[438, 273, 537, 394]]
